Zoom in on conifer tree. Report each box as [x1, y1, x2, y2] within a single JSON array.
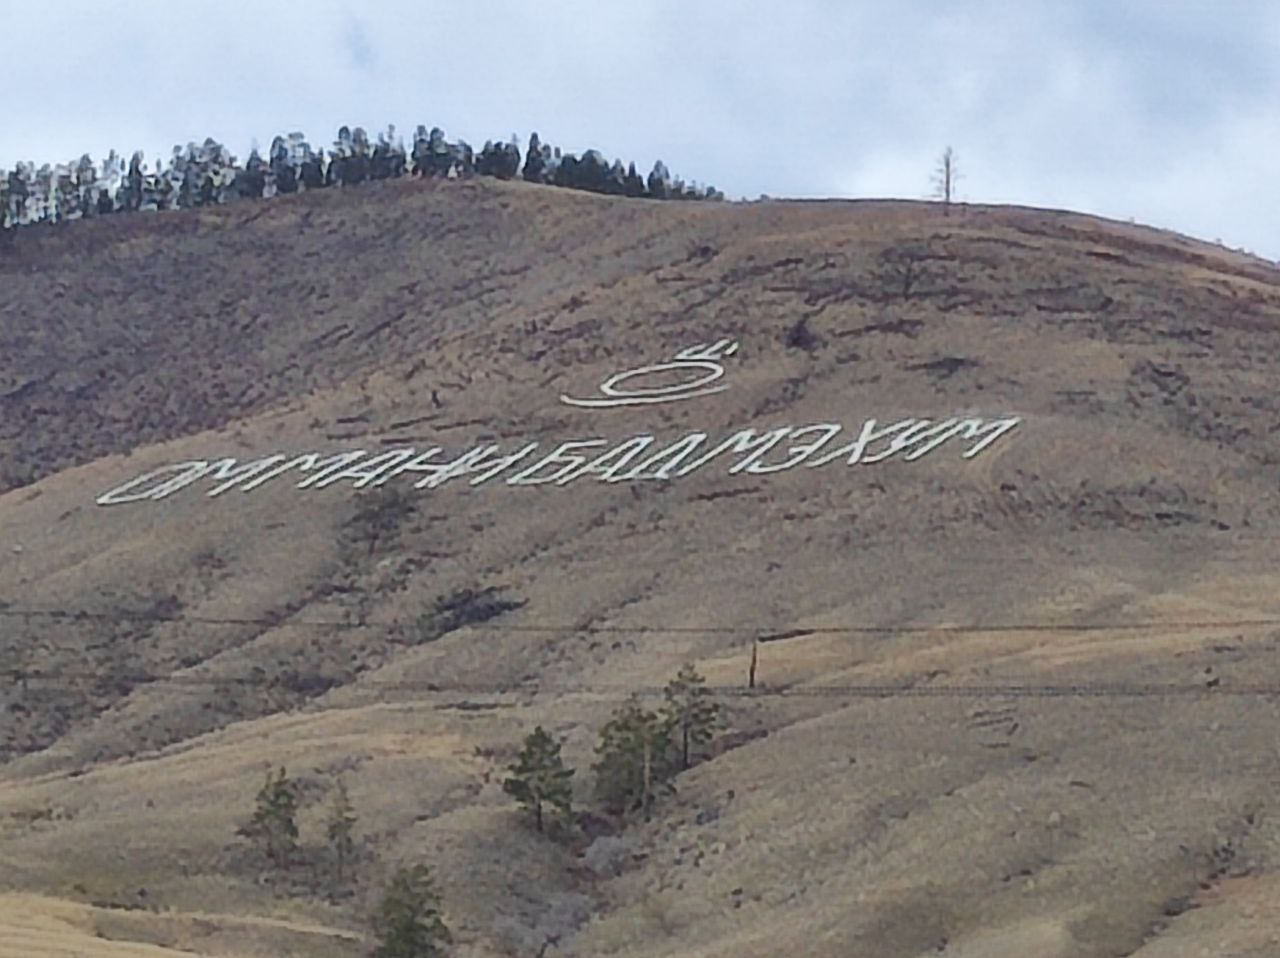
[[372, 864, 452, 958], [502, 726, 574, 833], [247, 766, 299, 868], [662, 663, 723, 771], [592, 697, 675, 820], [326, 778, 358, 889], [349, 485, 415, 557]]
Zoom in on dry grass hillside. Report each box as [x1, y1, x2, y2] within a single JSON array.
[[3, 176, 1280, 957]]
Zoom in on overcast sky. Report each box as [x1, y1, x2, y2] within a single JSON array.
[[4, 1, 1277, 258]]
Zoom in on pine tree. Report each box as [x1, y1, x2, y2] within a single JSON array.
[[372, 864, 452, 958], [592, 698, 675, 820], [247, 766, 299, 868], [662, 663, 723, 771], [326, 778, 357, 889], [502, 726, 574, 833], [349, 485, 415, 557]]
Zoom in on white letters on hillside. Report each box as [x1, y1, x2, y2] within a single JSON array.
[[95, 416, 1021, 506], [93, 340, 1023, 507]]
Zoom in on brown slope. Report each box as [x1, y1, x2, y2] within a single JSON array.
[[2, 180, 1280, 957]]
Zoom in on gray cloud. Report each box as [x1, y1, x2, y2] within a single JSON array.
[[2, 0, 1277, 257]]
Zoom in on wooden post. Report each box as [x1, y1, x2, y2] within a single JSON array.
[[642, 735, 653, 822]]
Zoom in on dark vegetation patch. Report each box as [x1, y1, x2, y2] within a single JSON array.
[[690, 486, 761, 503], [0, 592, 187, 761], [429, 587, 526, 634], [837, 317, 924, 339], [389, 587, 527, 648], [783, 315, 822, 351], [1009, 220, 1280, 289], [906, 356, 979, 379], [994, 475, 1235, 532], [1123, 359, 1272, 456]]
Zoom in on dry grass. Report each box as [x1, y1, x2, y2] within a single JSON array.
[[2, 179, 1280, 955]]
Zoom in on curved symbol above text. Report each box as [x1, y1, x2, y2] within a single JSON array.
[[560, 339, 740, 408]]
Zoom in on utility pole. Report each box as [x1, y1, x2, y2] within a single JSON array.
[[642, 735, 653, 822]]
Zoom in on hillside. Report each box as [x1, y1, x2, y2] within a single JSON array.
[[3, 176, 1280, 958]]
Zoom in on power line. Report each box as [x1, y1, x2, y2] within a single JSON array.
[[2, 670, 1276, 699], [2, 605, 1280, 636], [4, 605, 1278, 700]]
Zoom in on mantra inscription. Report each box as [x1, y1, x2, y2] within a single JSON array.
[[95, 417, 1021, 506]]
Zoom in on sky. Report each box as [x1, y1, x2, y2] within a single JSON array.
[[3, 0, 1277, 258]]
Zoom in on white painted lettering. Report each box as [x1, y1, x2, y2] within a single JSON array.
[[205, 456, 290, 496], [225, 451, 370, 492], [960, 417, 1021, 458], [862, 419, 959, 464], [506, 440, 610, 485], [91, 416, 1024, 506], [466, 443, 542, 486], [805, 419, 920, 468], [609, 433, 709, 481], [555, 436, 657, 485], [899, 419, 983, 460], [312, 449, 420, 489], [415, 445, 500, 490], [295, 451, 373, 489], [741, 423, 844, 474], [683, 428, 793, 477], [96, 461, 211, 505], [371, 447, 444, 486]]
